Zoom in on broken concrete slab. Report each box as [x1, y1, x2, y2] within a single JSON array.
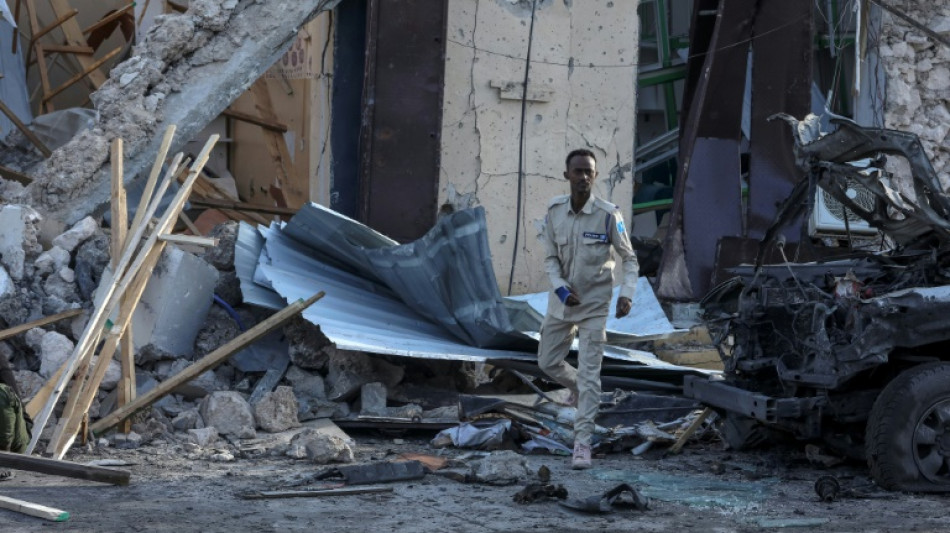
[[129, 246, 219, 358], [199, 391, 256, 439], [7, 0, 343, 226]]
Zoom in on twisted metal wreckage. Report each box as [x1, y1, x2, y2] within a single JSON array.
[[687, 115, 950, 492]]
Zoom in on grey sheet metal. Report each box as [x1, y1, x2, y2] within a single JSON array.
[[283, 203, 536, 349], [506, 279, 686, 343], [238, 221, 537, 362], [236, 217, 686, 367]]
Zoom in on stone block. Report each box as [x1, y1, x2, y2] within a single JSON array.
[[252, 386, 300, 433], [188, 426, 219, 447], [359, 382, 387, 416], [285, 366, 327, 401], [199, 391, 256, 439], [172, 409, 203, 431], [51, 216, 99, 252], [286, 428, 354, 464], [36, 330, 74, 379]]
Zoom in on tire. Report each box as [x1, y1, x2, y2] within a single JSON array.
[[866, 362, 950, 492], [721, 412, 772, 451]]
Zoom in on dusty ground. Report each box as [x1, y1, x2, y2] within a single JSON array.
[[1, 427, 948, 533]]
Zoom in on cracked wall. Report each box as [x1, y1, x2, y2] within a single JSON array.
[[879, 1, 950, 189], [440, 0, 637, 295]]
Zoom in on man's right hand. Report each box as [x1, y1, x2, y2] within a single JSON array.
[[565, 291, 581, 307]]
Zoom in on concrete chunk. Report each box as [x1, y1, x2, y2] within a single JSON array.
[[286, 428, 354, 464], [360, 382, 387, 416], [199, 391, 256, 439], [252, 386, 299, 433], [51, 216, 98, 252]]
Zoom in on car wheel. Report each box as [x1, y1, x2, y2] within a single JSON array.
[[866, 362, 950, 492]]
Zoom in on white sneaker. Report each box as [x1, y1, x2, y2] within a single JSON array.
[[572, 442, 592, 470]]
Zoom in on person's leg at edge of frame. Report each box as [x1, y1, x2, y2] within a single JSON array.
[[537, 315, 579, 402], [572, 316, 607, 469]]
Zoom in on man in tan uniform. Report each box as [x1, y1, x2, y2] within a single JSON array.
[[538, 148, 639, 469]]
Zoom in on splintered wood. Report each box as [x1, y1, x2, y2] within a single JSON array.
[[26, 125, 222, 459]]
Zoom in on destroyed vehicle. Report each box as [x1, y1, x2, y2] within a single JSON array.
[[685, 116, 950, 493]]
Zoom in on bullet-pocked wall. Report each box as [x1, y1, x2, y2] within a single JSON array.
[[440, 0, 638, 295], [879, 1, 950, 189]]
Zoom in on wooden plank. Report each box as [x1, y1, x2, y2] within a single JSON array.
[[90, 292, 325, 434], [668, 407, 713, 455], [47, 0, 107, 88], [249, 81, 307, 208], [82, 3, 134, 36], [242, 486, 393, 499], [0, 495, 69, 522], [0, 449, 129, 486], [222, 108, 288, 133], [110, 137, 135, 435], [36, 44, 93, 55], [189, 198, 297, 217], [158, 234, 218, 247], [0, 308, 82, 343], [0, 99, 52, 157], [51, 241, 170, 458], [129, 126, 177, 238], [26, 138, 204, 454], [177, 211, 202, 236], [0, 164, 35, 185], [42, 45, 122, 105]]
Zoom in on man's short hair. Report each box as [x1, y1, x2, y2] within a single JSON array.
[[566, 149, 597, 169]]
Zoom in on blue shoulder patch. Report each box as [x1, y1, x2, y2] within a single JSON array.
[[617, 219, 626, 235]]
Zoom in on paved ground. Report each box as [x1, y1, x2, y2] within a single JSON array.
[[1, 428, 948, 532]]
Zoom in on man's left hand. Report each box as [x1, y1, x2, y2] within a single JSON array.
[[615, 297, 632, 318]]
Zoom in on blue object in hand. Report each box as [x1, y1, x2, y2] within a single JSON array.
[[555, 286, 572, 303]]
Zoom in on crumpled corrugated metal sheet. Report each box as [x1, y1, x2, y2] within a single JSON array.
[[282, 203, 535, 349], [237, 220, 538, 361], [236, 203, 686, 365]]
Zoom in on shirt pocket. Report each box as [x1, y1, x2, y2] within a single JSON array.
[[580, 235, 611, 267]]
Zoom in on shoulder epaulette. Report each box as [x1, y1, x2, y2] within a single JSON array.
[[548, 195, 570, 209]]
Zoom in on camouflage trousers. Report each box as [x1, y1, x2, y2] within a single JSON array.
[[0, 383, 32, 453]]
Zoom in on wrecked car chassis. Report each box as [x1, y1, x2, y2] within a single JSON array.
[[687, 117, 950, 492]]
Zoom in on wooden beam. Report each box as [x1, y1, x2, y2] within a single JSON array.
[[0, 450, 129, 486], [0, 308, 82, 343], [0, 164, 34, 185], [90, 292, 325, 434], [82, 3, 135, 36], [0, 495, 69, 522], [177, 211, 202, 236], [111, 138, 135, 435], [36, 44, 93, 55], [42, 45, 122, 105], [0, 89, 52, 157], [158, 234, 218, 247], [222, 108, 288, 133], [47, 0, 107, 88], [26, 8, 79, 55], [242, 486, 393, 499], [26, 137, 204, 454], [189, 198, 297, 216]]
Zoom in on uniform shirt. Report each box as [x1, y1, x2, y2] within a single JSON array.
[[541, 194, 639, 321]]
